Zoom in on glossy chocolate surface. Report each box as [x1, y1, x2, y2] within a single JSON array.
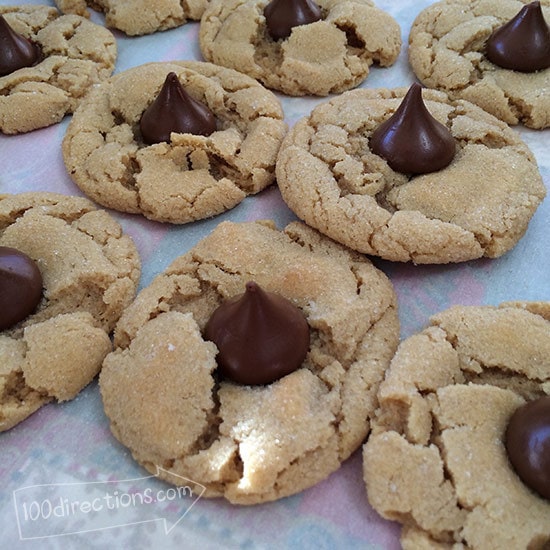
[[140, 72, 217, 145], [486, 1, 550, 72], [505, 395, 550, 500], [0, 14, 41, 77], [369, 83, 456, 174], [204, 281, 310, 385], [0, 246, 43, 331], [264, 0, 322, 41]]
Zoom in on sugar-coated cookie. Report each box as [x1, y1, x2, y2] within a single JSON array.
[[363, 301, 550, 548], [0, 5, 116, 134], [276, 86, 546, 264], [62, 61, 287, 224], [409, 0, 550, 129], [100, 220, 399, 504], [199, 0, 402, 96], [0, 193, 140, 431], [54, 0, 210, 35]]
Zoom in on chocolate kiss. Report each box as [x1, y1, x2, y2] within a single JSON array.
[[369, 83, 456, 175], [204, 281, 310, 386], [0, 14, 41, 77], [505, 395, 550, 500], [486, 1, 550, 72], [0, 246, 43, 331], [139, 72, 217, 145], [264, 0, 322, 41]]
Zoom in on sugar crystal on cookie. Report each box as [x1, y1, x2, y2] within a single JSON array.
[[204, 281, 310, 385], [369, 83, 456, 175], [0, 246, 42, 331], [140, 72, 217, 145], [0, 14, 41, 77], [486, 1, 550, 72]]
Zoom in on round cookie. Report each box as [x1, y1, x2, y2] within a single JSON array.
[[0, 5, 116, 134], [408, 0, 550, 129], [276, 86, 546, 264], [99, 220, 399, 504], [0, 192, 141, 432], [199, 0, 402, 96], [62, 61, 287, 224], [54, 0, 210, 36], [363, 302, 550, 548]]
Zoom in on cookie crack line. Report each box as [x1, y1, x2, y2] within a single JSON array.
[[193, 256, 247, 286], [334, 22, 366, 51], [432, 327, 548, 390], [428, 413, 515, 533], [193, 383, 223, 455], [53, 15, 84, 47], [0, 56, 65, 92], [387, 402, 478, 525], [2, 200, 93, 226], [505, 91, 535, 125]]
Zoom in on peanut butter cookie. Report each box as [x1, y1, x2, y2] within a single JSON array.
[[100, 220, 399, 504], [0, 5, 116, 134], [363, 302, 550, 548], [199, 0, 401, 96], [276, 86, 546, 263], [0, 192, 140, 431], [408, 0, 550, 129], [54, 0, 210, 36], [62, 61, 287, 224]]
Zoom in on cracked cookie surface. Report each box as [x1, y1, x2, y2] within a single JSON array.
[[276, 86, 546, 264], [408, 0, 550, 129], [199, 0, 401, 96], [0, 192, 140, 431], [363, 302, 550, 548], [54, 0, 210, 36], [100, 220, 399, 504], [0, 5, 116, 134], [62, 61, 287, 224]]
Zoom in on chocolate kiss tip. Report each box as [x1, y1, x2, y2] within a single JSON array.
[[264, 0, 322, 41], [0, 246, 43, 331], [0, 14, 41, 77], [505, 396, 550, 501], [369, 83, 456, 175], [486, 1, 550, 72], [139, 71, 217, 145], [204, 281, 310, 386]]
